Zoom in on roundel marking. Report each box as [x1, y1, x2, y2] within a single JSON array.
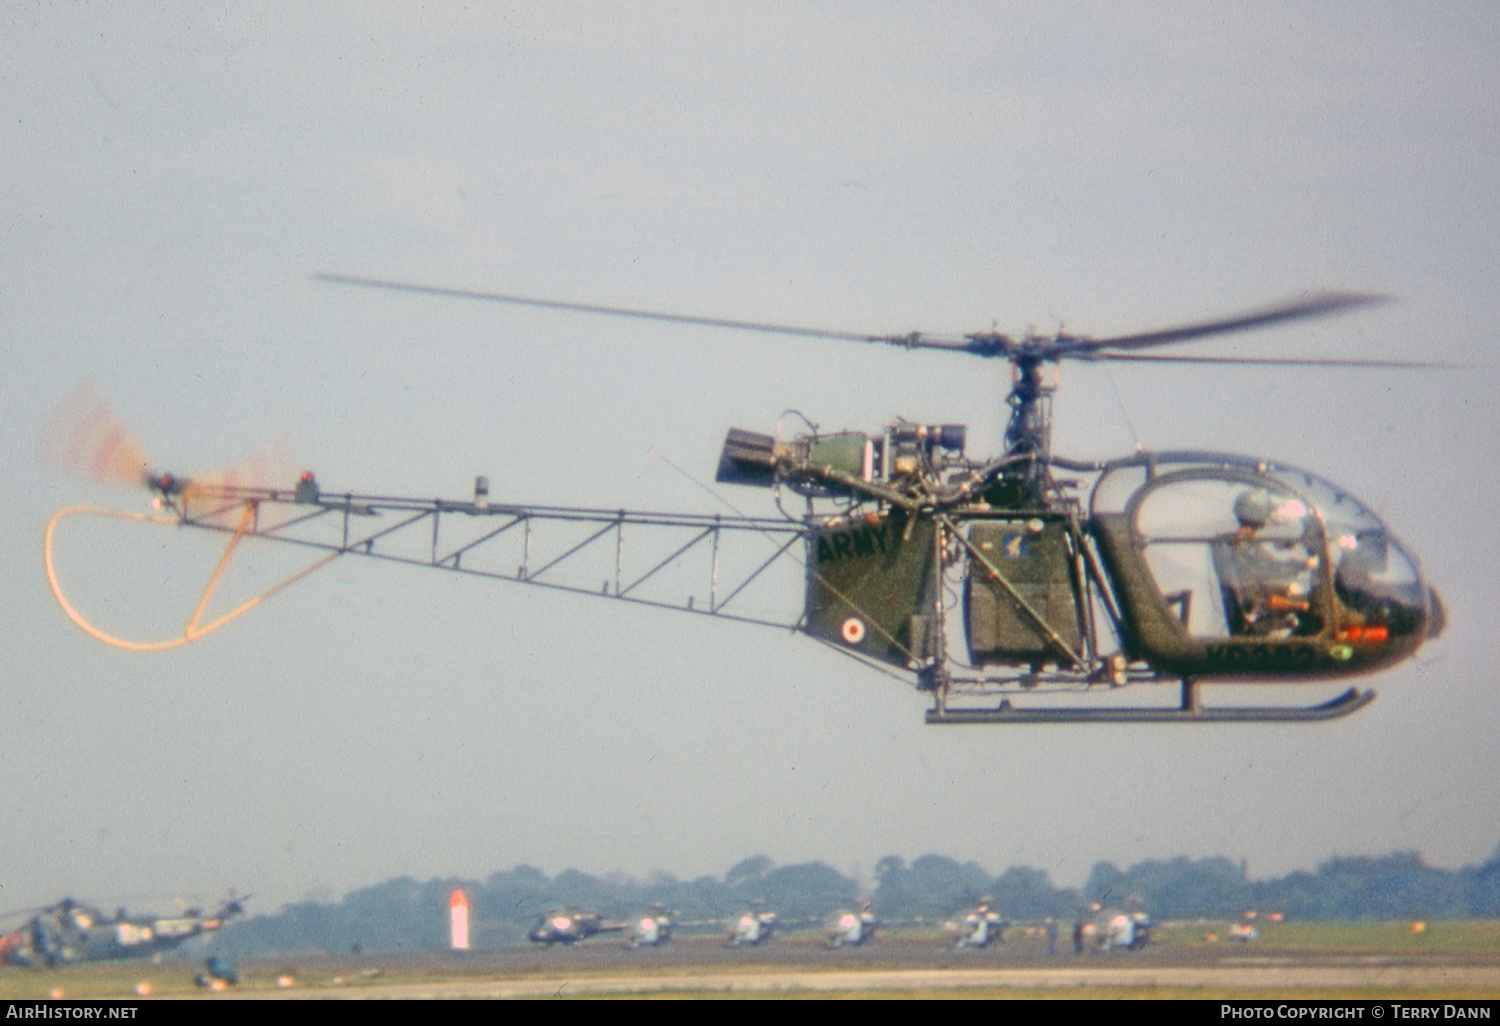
[[841, 617, 867, 645]]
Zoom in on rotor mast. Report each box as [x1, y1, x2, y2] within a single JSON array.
[[1003, 352, 1053, 471], [961, 329, 1058, 499]]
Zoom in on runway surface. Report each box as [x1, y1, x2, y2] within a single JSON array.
[[232, 936, 1500, 999]]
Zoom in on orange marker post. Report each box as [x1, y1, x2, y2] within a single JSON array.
[[450, 889, 470, 951]]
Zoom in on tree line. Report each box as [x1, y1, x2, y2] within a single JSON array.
[[221, 845, 1500, 955]]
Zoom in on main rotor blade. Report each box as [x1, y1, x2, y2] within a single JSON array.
[[316, 274, 1399, 364], [313, 273, 967, 349], [0, 905, 53, 924], [1091, 352, 1453, 369], [1072, 291, 1392, 354]]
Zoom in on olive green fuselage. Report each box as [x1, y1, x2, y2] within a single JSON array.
[[800, 504, 1425, 682], [1091, 514, 1422, 681], [805, 510, 938, 667]]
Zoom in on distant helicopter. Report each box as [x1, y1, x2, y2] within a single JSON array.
[[1076, 906, 1153, 952], [626, 905, 674, 948], [726, 909, 778, 947], [0, 896, 245, 967], [946, 899, 1008, 949], [826, 903, 878, 947], [526, 909, 624, 946], [42, 280, 1449, 724]]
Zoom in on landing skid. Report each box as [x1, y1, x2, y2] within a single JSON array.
[[926, 685, 1376, 725]]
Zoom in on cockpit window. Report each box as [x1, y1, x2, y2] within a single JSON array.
[[1296, 478, 1425, 638], [1109, 456, 1429, 645], [1132, 475, 1324, 639]]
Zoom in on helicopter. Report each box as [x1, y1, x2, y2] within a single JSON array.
[[626, 904, 675, 948], [526, 909, 625, 946], [826, 903, 879, 947], [1075, 906, 1154, 952], [726, 908, 778, 947], [0, 896, 245, 968], [41, 279, 1447, 724], [945, 899, 1008, 949]]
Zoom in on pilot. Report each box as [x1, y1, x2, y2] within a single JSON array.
[[1213, 490, 1319, 637]]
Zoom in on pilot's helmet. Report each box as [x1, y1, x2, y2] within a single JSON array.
[[1233, 490, 1270, 529]]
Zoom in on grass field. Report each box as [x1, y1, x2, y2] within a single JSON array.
[[1152, 918, 1500, 952]]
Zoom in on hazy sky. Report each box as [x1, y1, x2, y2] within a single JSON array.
[[3, 3, 1497, 915]]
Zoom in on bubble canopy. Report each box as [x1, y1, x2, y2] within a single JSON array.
[[1089, 452, 1436, 654]]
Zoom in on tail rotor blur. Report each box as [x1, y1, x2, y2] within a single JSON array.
[[40, 381, 325, 651], [38, 379, 151, 489], [178, 441, 293, 507], [41, 379, 293, 506]]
